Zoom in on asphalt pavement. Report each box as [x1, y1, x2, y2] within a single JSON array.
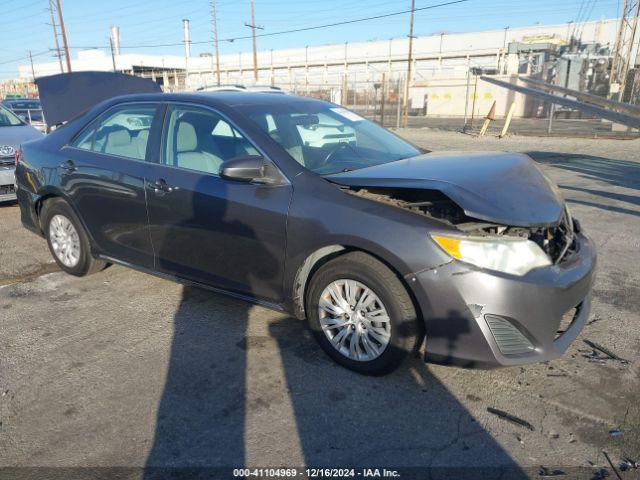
[[1, 131, 639, 479]]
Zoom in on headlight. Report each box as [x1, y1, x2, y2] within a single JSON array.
[[431, 234, 551, 276]]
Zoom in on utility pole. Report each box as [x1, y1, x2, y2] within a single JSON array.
[[631, 46, 640, 103], [109, 26, 120, 72], [28, 50, 36, 82], [109, 37, 117, 72], [48, 0, 64, 73], [245, 0, 262, 82], [211, 0, 221, 86], [54, 0, 72, 72], [402, 0, 416, 128], [609, 0, 640, 101]]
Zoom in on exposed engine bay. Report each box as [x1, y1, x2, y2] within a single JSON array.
[[344, 186, 577, 264]]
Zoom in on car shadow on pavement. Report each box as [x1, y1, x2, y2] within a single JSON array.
[[144, 175, 527, 479], [527, 151, 640, 218], [269, 317, 529, 478], [144, 288, 528, 479], [144, 287, 252, 474], [527, 151, 640, 192]]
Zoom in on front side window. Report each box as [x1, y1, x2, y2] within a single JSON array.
[[163, 105, 259, 175], [242, 103, 422, 175], [73, 104, 157, 161]]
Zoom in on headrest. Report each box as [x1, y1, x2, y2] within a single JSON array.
[[136, 129, 150, 158], [106, 128, 131, 147], [177, 121, 197, 152], [137, 129, 150, 141]]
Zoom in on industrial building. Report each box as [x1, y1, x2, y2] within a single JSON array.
[[12, 18, 636, 119]]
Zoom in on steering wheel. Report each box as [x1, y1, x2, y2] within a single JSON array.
[[321, 142, 352, 167]]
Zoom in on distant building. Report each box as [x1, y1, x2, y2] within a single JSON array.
[[11, 18, 624, 117]]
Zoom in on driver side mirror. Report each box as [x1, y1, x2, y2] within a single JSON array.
[[219, 155, 266, 182]]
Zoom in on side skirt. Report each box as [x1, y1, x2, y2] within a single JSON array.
[[98, 254, 287, 313]]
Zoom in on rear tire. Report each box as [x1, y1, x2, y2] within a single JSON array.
[[306, 251, 422, 375], [41, 198, 107, 277]]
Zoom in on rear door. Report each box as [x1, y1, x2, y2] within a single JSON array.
[[62, 103, 161, 268], [145, 103, 291, 303]]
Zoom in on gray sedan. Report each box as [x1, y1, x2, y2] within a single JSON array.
[[16, 91, 596, 375], [0, 105, 43, 203]]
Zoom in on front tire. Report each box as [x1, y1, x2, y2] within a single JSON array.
[[306, 251, 422, 375], [41, 198, 107, 277]]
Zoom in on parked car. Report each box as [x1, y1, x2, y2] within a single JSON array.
[[0, 104, 44, 203], [16, 91, 596, 375], [2, 98, 46, 131]]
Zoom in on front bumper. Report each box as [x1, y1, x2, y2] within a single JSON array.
[[410, 232, 596, 368], [0, 164, 17, 203]]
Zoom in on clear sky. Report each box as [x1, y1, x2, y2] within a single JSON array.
[[0, 0, 622, 79]]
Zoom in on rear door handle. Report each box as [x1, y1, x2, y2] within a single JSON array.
[[59, 160, 76, 173]]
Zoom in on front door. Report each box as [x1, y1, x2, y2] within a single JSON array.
[[145, 104, 291, 303], [62, 103, 160, 268]]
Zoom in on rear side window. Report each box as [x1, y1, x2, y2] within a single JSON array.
[[72, 104, 157, 161]]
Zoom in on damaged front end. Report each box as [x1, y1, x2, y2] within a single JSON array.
[[344, 186, 577, 266], [327, 151, 596, 367]]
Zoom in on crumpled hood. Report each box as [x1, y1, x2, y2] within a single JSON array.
[[0, 125, 43, 147], [327, 151, 565, 227]]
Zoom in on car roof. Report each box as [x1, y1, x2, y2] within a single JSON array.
[[108, 91, 329, 109]]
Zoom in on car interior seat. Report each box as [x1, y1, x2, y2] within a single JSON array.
[[253, 114, 305, 166], [104, 128, 136, 158], [174, 121, 223, 174], [135, 129, 150, 160]]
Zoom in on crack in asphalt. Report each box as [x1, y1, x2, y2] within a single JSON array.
[[0, 262, 59, 287]]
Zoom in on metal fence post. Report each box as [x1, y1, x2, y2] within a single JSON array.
[[396, 76, 403, 129], [380, 73, 387, 127], [547, 103, 555, 134], [463, 56, 471, 132]]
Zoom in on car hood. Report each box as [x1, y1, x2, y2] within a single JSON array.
[[0, 125, 44, 146], [327, 151, 565, 227]]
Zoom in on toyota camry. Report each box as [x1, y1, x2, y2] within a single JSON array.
[[16, 88, 596, 375]]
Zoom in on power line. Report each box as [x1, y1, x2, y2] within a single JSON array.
[[67, 0, 472, 50], [577, 0, 599, 37], [120, 0, 620, 48], [0, 50, 50, 66]]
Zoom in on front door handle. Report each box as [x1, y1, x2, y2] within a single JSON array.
[[147, 178, 178, 195], [59, 160, 76, 173]]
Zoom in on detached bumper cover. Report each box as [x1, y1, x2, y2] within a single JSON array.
[[410, 232, 596, 368]]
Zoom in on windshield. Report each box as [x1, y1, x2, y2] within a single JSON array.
[[0, 105, 24, 127], [243, 103, 421, 175]]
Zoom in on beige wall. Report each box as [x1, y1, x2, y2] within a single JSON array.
[[412, 75, 535, 118]]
